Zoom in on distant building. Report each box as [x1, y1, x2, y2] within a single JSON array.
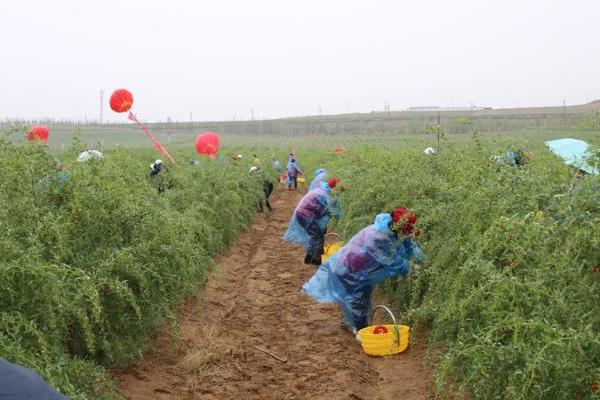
[[406, 105, 492, 112], [406, 106, 440, 111]]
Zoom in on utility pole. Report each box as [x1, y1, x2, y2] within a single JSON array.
[[319, 106, 322, 116], [99, 90, 104, 124], [563, 99, 566, 129], [189, 111, 193, 123], [251, 109, 255, 121], [437, 113, 441, 151]]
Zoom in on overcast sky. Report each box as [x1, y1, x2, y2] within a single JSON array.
[[1, 0, 598, 122]]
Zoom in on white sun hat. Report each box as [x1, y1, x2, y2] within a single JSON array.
[[77, 150, 104, 162]]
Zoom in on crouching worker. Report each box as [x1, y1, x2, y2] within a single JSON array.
[[149, 159, 173, 193], [284, 177, 341, 265], [302, 207, 425, 336], [249, 166, 274, 211]]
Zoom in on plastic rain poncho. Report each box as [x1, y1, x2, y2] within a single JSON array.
[[504, 149, 527, 167], [284, 183, 335, 249], [302, 213, 425, 331], [287, 161, 300, 176], [309, 168, 327, 190]]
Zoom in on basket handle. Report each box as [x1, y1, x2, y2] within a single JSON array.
[[369, 305, 397, 326], [370, 305, 401, 348], [325, 232, 341, 239]]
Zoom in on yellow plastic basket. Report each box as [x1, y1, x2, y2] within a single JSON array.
[[297, 176, 306, 184], [322, 242, 343, 262], [358, 305, 410, 356]]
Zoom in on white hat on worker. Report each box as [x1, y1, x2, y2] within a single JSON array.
[[77, 150, 104, 162]]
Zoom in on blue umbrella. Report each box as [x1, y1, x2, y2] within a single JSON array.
[[0, 358, 68, 399], [545, 138, 598, 176]]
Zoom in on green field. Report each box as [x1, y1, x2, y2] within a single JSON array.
[[323, 139, 599, 399], [1, 111, 599, 399]]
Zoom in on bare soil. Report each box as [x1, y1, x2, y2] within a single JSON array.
[[115, 188, 433, 399]]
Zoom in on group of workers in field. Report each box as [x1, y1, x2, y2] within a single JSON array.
[[147, 149, 426, 339], [145, 145, 595, 340], [225, 150, 424, 338], [272, 156, 425, 339]]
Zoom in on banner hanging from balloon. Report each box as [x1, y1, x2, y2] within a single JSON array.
[[127, 111, 176, 163], [109, 89, 176, 164]]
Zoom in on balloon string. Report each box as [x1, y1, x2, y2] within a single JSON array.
[[128, 111, 176, 164]]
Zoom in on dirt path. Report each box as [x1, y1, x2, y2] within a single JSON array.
[[115, 188, 433, 399]]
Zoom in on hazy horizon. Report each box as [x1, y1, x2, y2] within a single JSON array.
[[1, 0, 598, 122]]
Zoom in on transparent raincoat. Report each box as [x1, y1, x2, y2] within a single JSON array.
[[283, 183, 337, 248], [309, 168, 328, 190], [302, 213, 424, 331], [286, 160, 301, 185]]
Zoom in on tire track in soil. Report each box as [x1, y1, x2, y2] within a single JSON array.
[[115, 188, 433, 399]]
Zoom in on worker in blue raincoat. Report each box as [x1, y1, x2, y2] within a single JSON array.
[[284, 177, 342, 265], [504, 149, 528, 166], [494, 148, 530, 167], [309, 168, 328, 190], [286, 158, 303, 190], [302, 207, 424, 335]]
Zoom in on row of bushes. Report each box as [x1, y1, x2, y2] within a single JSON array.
[[325, 136, 599, 399], [0, 137, 263, 399]]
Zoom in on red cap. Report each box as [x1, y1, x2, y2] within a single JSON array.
[[391, 207, 417, 235], [328, 177, 341, 188]]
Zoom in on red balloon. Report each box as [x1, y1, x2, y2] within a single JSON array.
[[27, 125, 49, 143], [110, 89, 134, 113], [195, 132, 220, 157]]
